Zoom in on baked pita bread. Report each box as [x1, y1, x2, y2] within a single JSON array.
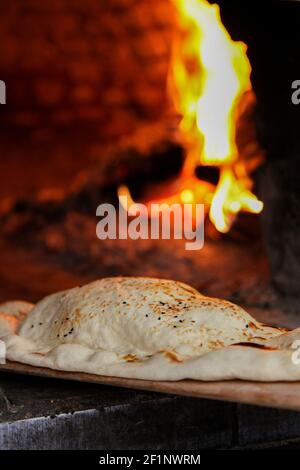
[[0, 277, 299, 381]]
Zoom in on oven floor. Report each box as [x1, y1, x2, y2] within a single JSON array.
[[1, 371, 300, 450]]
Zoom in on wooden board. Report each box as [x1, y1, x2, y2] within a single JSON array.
[[2, 360, 300, 412]]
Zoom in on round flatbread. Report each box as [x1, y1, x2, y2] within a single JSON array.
[[0, 277, 299, 381]]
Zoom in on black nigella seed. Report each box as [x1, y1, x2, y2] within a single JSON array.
[[174, 316, 178, 318], [31, 325, 34, 328], [158, 317, 161, 320], [63, 334, 68, 337], [159, 301, 165, 306], [123, 301, 126, 304], [57, 334, 59, 338], [146, 314, 148, 317], [179, 320, 183, 323], [66, 317, 69, 320], [246, 324, 249, 328], [173, 325, 177, 328], [39, 322, 43, 325]]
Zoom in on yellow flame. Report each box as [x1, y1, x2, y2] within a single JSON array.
[[170, 0, 263, 232], [180, 189, 195, 203], [118, 184, 135, 209], [210, 168, 263, 233], [118, 0, 263, 234]]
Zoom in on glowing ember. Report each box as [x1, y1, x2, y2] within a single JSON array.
[[119, 0, 263, 234]]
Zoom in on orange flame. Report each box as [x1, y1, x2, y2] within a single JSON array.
[[171, 0, 250, 164], [118, 0, 263, 234], [169, 0, 263, 232]]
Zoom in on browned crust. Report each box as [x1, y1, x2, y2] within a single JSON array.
[[164, 350, 183, 363], [233, 342, 277, 351]]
